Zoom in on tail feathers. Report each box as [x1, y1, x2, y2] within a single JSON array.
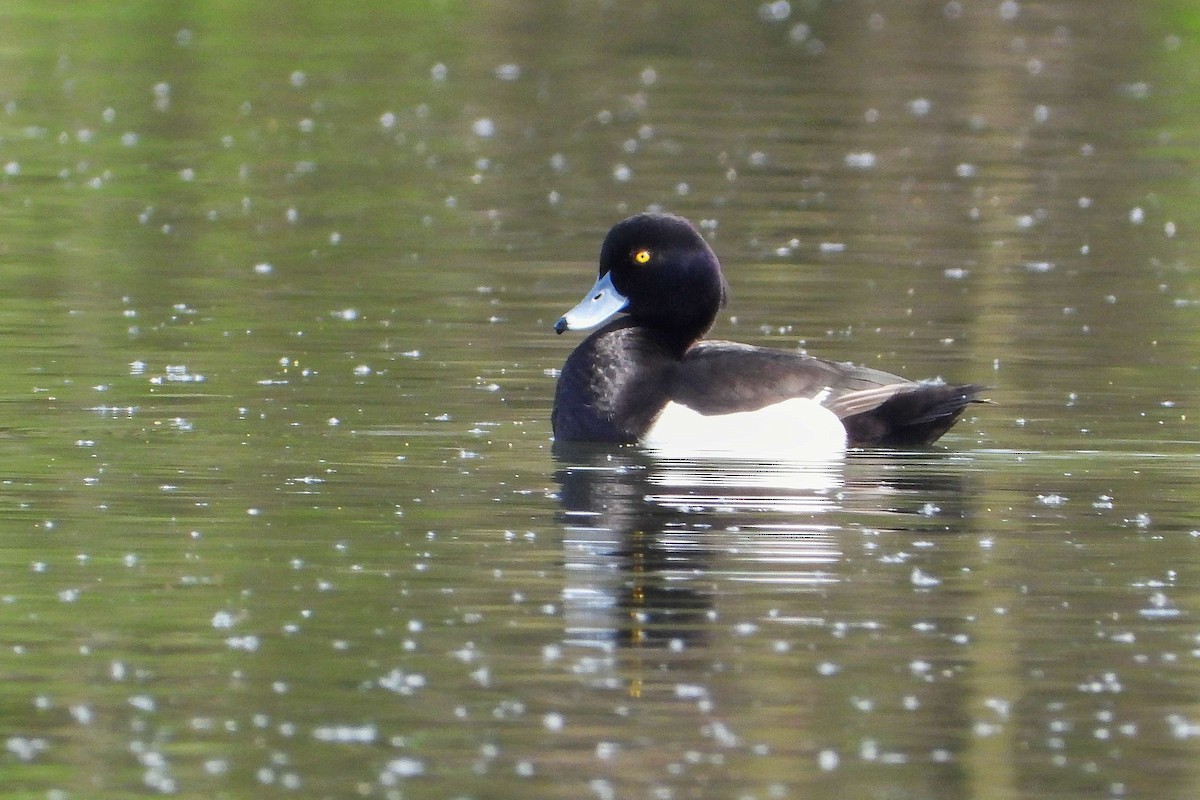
[[841, 383, 986, 447]]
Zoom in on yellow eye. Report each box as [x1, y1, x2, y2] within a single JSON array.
[[633, 249, 652, 265]]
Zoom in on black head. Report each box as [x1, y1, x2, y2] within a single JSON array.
[[597, 213, 728, 345]]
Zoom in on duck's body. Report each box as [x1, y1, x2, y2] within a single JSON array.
[[552, 213, 984, 453]]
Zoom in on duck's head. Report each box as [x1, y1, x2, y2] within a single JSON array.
[[554, 213, 728, 346]]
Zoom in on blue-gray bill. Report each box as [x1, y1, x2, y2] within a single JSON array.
[[554, 272, 628, 334]]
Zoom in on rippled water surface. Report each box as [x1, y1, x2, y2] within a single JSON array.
[[1, 2, 1200, 798]]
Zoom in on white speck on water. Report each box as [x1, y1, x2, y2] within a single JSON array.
[[378, 669, 426, 695], [1037, 494, 1067, 506], [844, 151, 876, 169], [1078, 672, 1123, 693], [907, 97, 932, 117], [380, 757, 425, 782], [612, 163, 632, 182], [918, 502, 940, 516], [1167, 714, 1200, 739], [955, 162, 977, 178], [5, 737, 48, 762], [817, 661, 839, 676], [152, 82, 170, 112], [543, 712, 565, 732], [1122, 82, 1151, 100], [380, 111, 396, 129], [289, 70, 306, 88], [818, 749, 839, 771], [253, 262, 273, 275], [944, 267, 969, 279], [819, 241, 846, 253], [69, 704, 93, 725], [3, 161, 19, 176], [179, 167, 195, 182], [1033, 103, 1049, 123], [759, 1, 792, 23], [1025, 261, 1055, 273], [314, 724, 376, 744], [495, 63, 521, 81], [999, 0, 1020, 20], [707, 720, 739, 747], [472, 118, 496, 138], [596, 741, 619, 761], [1129, 207, 1145, 224], [226, 635, 259, 651], [640, 66, 658, 86], [334, 308, 358, 321], [430, 63, 447, 81], [353, 364, 371, 377], [984, 697, 1011, 717], [911, 568, 941, 587], [129, 695, 156, 713]]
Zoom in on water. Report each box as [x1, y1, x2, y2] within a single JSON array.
[[1, 1, 1199, 798]]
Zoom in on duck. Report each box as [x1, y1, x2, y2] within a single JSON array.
[[552, 213, 985, 455]]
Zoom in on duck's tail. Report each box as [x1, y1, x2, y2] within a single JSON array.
[[840, 383, 988, 447]]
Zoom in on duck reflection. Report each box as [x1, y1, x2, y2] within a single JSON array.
[[553, 444, 845, 653], [553, 444, 974, 655]]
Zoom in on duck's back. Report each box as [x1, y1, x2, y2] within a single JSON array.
[[677, 340, 983, 447]]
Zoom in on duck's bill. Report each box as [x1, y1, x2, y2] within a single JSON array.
[[554, 272, 629, 334]]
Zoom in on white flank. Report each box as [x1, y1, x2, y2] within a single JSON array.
[[641, 397, 847, 459]]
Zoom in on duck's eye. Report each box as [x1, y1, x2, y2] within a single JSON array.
[[632, 248, 652, 265]]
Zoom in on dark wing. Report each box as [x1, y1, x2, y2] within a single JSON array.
[[675, 340, 985, 447]]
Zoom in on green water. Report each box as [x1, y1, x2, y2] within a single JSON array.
[[0, 1, 1199, 798]]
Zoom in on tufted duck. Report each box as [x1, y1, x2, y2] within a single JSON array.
[[552, 213, 985, 454]]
